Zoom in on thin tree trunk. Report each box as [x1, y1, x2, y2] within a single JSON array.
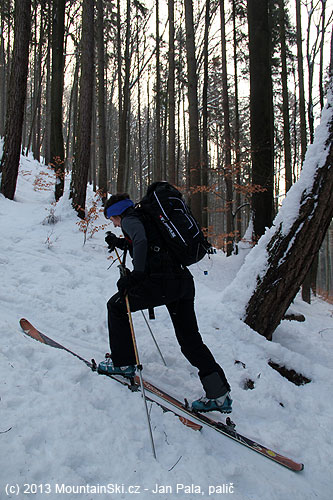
[[201, 0, 209, 230], [184, 0, 202, 224], [136, 9, 143, 197], [155, 0, 162, 181], [220, 0, 234, 255], [167, 0, 176, 185], [147, 76, 151, 186], [232, 0, 242, 242], [116, 0, 122, 135], [279, 0, 292, 193], [117, 0, 130, 192], [50, 0, 66, 201], [295, 0, 307, 163], [0, 9, 6, 136], [319, 0, 326, 110], [305, 1, 319, 145], [96, 0, 107, 202], [44, 2, 52, 164], [70, 0, 94, 218]]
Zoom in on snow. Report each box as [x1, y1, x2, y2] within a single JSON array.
[[1, 152, 333, 500]]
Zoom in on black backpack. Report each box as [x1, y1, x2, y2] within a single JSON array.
[[137, 182, 211, 267]]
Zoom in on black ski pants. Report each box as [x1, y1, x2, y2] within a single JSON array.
[[107, 268, 230, 398]]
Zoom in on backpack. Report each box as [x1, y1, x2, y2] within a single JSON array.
[[137, 181, 212, 267]]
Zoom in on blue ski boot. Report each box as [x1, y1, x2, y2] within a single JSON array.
[[191, 393, 232, 413], [98, 355, 136, 378]]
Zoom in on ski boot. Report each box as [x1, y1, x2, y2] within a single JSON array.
[[98, 354, 136, 378], [191, 393, 233, 413]]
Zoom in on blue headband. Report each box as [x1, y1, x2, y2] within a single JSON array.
[[106, 199, 134, 218]]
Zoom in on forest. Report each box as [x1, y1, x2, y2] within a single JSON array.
[[0, 0, 332, 313]]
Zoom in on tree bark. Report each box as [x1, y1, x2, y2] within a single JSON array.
[[96, 0, 107, 203], [167, 0, 176, 186], [319, 0, 326, 110], [244, 88, 333, 340], [0, 8, 6, 137], [50, 0, 66, 201], [0, 0, 31, 199], [220, 0, 234, 256], [70, 0, 94, 218], [44, 2, 52, 165], [136, 7, 143, 197], [201, 0, 210, 230], [278, 0, 292, 193], [154, 0, 162, 181], [295, 0, 307, 163], [117, 0, 130, 192], [247, 0, 274, 240], [184, 0, 202, 224]]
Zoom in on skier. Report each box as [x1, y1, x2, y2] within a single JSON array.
[[98, 193, 232, 413]]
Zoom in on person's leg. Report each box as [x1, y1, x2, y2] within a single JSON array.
[[166, 298, 230, 398], [106, 276, 171, 366], [107, 293, 136, 366]]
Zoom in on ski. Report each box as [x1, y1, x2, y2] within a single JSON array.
[[137, 378, 304, 472], [20, 318, 304, 472], [19, 318, 201, 431]]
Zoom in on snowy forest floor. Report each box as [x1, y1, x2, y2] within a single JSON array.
[[1, 152, 333, 500]]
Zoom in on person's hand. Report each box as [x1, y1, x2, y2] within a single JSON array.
[[117, 271, 146, 295], [105, 232, 127, 252], [105, 232, 118, 252]]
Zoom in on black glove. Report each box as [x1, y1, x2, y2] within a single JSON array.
[[117, 271, 146, 295], [105, 232, 127, 252]]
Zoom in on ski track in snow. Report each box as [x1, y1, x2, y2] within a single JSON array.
[[0, 151, 333, 500]]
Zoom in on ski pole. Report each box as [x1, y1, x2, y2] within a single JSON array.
[[114, 248, 157, 460], [140, 310, 167, 367]]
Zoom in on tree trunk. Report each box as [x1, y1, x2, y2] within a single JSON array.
[[329, 27, 333, 78], [278, 0, 292, 193], [96, 0, 107, 203], [117, 0, 130, 192], [50, 0, 66, 202], [154, 0, 162, 181], [184, 0, 202, 224], [319, 0, 326, 110], [136, 8, 143, 198], [146, 76, 151, 185], [167, 0, 176, 186], [220, 0, 234, 256], [295, 0, 307, 163], [0, 8, 6, 137], [0, 0, 31, 199], [244, 87, 333, 340], [44, 2, 52, 165], [247, 0, 274, 240], [231, 0, 242, 243], [201, 0, 209, 230], [70, 0, 94, 218], [116, 0, 122, 123]]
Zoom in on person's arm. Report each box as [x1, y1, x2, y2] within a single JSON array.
[[121, 215, 147, 273]]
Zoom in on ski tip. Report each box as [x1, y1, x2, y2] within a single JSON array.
[[19, 318, 29, 329]]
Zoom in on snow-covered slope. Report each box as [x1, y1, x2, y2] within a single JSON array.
[[0, 154, 332, 499]]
